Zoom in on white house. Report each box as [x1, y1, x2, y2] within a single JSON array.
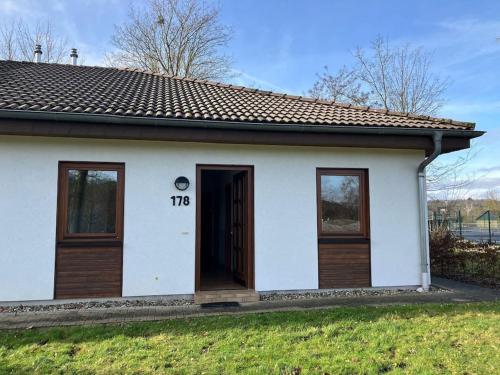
[[0, 60, 482, 303]]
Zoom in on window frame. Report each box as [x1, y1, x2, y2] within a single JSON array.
[[316, 168, 370, 239], [57, 162, 125, 243]]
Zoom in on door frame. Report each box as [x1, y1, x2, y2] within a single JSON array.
[[54, 161, 125, 299], [315, 168, 371, 288], [195, 164, 254, 291]]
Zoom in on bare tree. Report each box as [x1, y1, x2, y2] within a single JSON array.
[[17, 21, 68, 63], [0, 19, 68, 63], [426, 149, 476, 194], [484, 189, 500, 213], [355, 37, 448, 115], [309, 37, 449, 116], [309, 66, 369, 105], [0, 20, 18, 60], [107, 0, 231, 80], [310, 37, 471, 192]]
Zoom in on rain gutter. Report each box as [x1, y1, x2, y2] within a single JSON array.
[[0, 110, 484, 139]]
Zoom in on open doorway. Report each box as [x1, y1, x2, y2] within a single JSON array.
[[196, 165, 254, 291]]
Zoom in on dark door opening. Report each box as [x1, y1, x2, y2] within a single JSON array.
[[196, 165, 254, 291]]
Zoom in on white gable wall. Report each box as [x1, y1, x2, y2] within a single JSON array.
[[0, 135, 423, 301]]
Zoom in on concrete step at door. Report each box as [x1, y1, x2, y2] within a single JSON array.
[[194, 289, 259, 304]]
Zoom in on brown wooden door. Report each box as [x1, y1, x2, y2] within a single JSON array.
[[224, 184, 232, 273], [195, 165, 254, 291], [317, 169, 371, 288], [232, 171, 247, 285], [200, 191, 214, 273], [54, 162, 125, 299]]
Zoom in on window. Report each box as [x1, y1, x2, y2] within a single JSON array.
[[317, 169, 369, 237], [57, 162, 125, 240], [67, 170, 118, 234]]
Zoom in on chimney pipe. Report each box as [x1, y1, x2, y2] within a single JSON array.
[[70, 48, 78, 66], [34, 44, 42, 63]]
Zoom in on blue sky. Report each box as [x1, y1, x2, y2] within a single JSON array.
[[1, 0, 499, 197]]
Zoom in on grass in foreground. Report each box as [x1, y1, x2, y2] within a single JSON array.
[[0, 302, 499, 374]]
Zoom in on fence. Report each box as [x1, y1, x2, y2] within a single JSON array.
[[428, 210, 499, 243]]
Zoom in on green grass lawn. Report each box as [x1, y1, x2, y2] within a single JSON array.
[[0, 303, 499, 374]]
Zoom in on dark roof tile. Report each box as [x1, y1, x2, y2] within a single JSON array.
[[0, 60, 476, 130]]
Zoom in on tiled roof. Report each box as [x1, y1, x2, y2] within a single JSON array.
[[0, 60, 475, 131]]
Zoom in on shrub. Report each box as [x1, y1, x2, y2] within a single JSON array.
[[429, 226, 499, 289]]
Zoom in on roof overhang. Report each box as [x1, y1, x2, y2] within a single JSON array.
[[0, 110, 484, 156]]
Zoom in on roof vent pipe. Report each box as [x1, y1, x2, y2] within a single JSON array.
[[70, 48, 78, 65], [34, 44, 42, 63], [417, 131, 442, 291]]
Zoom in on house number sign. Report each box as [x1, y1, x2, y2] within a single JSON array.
[[170, 195, 190, 206]]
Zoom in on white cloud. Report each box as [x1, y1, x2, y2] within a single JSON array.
[[0, 0, 66, 17], [387, 17, 500, 94], [438, 18, 500, 46], [462, 176, 500, 197], [426, 18, 500, 68], [441, 100, 500, 117], [429, 162, 500, 199], [0, 0, 24, 14], [476, 165, 500, 174]]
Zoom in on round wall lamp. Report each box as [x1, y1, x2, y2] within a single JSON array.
[[174, 176, 190, 191]]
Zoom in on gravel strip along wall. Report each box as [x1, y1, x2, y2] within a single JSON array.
[[259, 286, 448, 301], [0, 287, 451, 314]]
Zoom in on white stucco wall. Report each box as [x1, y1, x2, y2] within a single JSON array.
[[0, 135, 424, 301]]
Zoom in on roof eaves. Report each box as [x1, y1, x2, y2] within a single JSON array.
[[0, 109, 485, 139]]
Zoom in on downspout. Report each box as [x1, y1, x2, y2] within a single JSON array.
[[417, 131, 442, 291]]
